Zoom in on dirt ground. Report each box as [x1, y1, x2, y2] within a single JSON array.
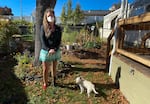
[[0, 43, 130, 104], [60, 43, 129, 104]]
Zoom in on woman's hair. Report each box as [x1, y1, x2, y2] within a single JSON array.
[[43, 8, 56, 37]]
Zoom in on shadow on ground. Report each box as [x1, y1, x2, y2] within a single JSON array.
[[73, 49, 105, 59], [94, 83, 117, 99], [57, 79, 117, 101], [71, 67, 106, 73], [56, 65, 117, 100], [0, 55, 28, 104]]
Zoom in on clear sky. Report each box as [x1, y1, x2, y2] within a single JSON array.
[[0, 0, 133, 17]]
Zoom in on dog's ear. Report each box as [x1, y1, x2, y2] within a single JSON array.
[[80, 76, 84, 80]]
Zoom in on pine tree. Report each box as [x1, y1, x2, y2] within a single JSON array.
[[73, 3, 84, 25], [60, 5, 67, 24], [60, 0, 84, 25], [66, 0, 73, 24]]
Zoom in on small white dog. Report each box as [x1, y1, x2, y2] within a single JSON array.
[[75, 76, 98, 97]]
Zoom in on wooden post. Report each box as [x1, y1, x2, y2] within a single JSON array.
[[106, 29, 114, 72]]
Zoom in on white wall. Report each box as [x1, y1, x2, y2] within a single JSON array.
[[102, 9, 121, 38]]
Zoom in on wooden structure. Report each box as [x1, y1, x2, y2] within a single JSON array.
[[107, 12, 150, 69], [106, 12, 150, 104]]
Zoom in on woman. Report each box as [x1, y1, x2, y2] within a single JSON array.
[[39, 8, 62, 90]]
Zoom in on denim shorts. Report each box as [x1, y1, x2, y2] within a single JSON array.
[[39, 49, 61, 62]]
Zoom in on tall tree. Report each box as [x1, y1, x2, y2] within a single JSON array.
[[66, 0, 73, 24], [34, 0, 57, 66], [73, 3, 84, 25], [60, 1, 84, 25], [60, 4, 67, 24]]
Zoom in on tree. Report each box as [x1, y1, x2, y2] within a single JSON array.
[[66, 0, 73, 24], [34, 0, 57, 66], [73, 3, 84, 25], [60, 5, 67, 24], [60, 0, 84, 25], [0, 21, 18, 53]]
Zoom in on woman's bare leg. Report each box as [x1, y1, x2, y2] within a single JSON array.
[[51, 61, 57, 86], [42, 62, 50, 86]]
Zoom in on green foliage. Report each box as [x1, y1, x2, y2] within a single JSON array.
[[0, 20, 34, 53], [12, 20, 33, 27], [83, 41, 101, 49], [13, 51, 33, 79], [0, 21, 18, 39], [0, 21, 19, 45], [73, 3, 84, 25], [60, 5, 67, 24], [62, 27, 78, 45], [60, 0, 84, 25], [21, 34, 34, 41], [67, 0, 73, 23], [12, 20, 34, 34], [62, 25, 102, 48]]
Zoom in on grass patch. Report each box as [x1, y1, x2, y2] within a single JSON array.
[[21, 62, 128, 104]]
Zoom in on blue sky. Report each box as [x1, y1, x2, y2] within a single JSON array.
[[0, 0, 133, 16]]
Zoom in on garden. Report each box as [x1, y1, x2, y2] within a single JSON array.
[[0, 20, 129, 104], [0, 45, 129, 104]]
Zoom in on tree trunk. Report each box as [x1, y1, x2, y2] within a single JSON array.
[[34, 0, 57, 66]]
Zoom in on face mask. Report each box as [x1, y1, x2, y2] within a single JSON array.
[[47, 16, 54, 22]]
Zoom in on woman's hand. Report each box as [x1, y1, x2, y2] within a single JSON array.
[[49, 49, 55, 55]]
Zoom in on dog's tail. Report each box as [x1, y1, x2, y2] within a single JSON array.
[[92, 87, 98, 94]]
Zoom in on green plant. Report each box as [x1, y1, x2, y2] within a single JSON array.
[[0, 21, 19, 53], [21, 34, 34, 41], [62, 26, 78, 45], [12, 20, 34, 34], [13, 51, 34, 79], [83, 41, 101, 49]]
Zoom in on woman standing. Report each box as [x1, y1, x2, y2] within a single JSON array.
[[39, 8, 62, 90]]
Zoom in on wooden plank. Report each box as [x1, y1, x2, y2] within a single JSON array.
[[122, 24, 150, 30], [116, 49, 150, 67], [123, 47, 150, 54], [108, 29, 115, 40], [141, 32, 150, 48], [106, 29, 115, 71], [118, 12, 150, 26]]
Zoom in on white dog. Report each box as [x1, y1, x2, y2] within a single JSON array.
[[75, 76, 98, 97]]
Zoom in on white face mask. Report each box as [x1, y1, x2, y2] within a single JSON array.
[[47, 16, 54, 22]]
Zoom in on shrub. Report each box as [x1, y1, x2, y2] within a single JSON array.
[[13, 51, 34, 79], [83, 41, 101, 49], [0, 21, 20, 53], [62, 26, 79, 45]]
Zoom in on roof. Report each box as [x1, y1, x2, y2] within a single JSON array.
[[83, 10, 110, 16], [132, 0, 150, 7]]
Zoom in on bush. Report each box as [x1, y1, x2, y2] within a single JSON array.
[[0, 21, 19, 52], [13, 51, 34, 79], [83, 41, 101, 49], [62, 26, 79, 45]]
